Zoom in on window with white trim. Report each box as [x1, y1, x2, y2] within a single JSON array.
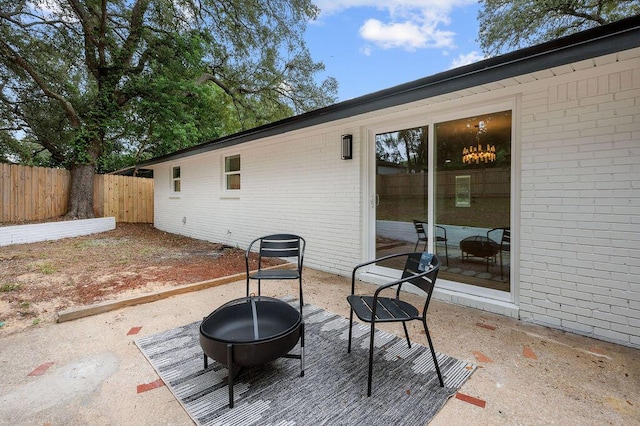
[[224, 155, 240, 190], [171, 166, 181, 192]]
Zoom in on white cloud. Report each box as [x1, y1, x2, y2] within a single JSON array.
[[313, 0, 476, 53], [449, 51, 485, 69], [314, 0, 471, 16], [360, 19, 455, 50]]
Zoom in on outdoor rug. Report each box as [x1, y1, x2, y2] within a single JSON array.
[[135, 299, 476, 426]]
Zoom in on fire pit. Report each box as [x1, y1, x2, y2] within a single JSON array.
[[460, 235, 500, 271], [199, 296, 304, 408]]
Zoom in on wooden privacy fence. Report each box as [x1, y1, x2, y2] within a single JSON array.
[[93, 174, 154, 223], [0, 164, 154, 223]]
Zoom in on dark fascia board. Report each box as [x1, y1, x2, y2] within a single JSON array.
[[138, 14, 640, 168]]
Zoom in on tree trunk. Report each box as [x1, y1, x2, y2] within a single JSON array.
[[65, 163, 96, 219]]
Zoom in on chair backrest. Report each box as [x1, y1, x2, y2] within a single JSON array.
[[488, 227, 510, 249], [401, 252, 440, 295], [412, 220, 426, 237], [501, 228, 511, 250], [258, 234, 305, 268]]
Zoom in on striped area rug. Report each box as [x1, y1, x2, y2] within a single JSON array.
[[135, 300, 476, 425]]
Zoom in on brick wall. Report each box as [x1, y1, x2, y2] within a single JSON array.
[[153, 124, 364, 275], [519, 61, 640, 347]]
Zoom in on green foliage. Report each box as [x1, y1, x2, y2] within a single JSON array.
[[478, 0, 640, 55], [32, 262, 56, 275], [0, 283, 21, 292], [0, 0, 337, 213]]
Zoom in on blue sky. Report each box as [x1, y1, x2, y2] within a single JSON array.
[[305, 0, 484, 101]]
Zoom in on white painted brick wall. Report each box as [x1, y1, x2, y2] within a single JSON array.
[[153, 125, 363, 275], [0, 217, 116, 246], [519, 60, 640, 348]]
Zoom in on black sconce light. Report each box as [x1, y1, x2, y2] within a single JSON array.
[[341, 134, 353, 160]]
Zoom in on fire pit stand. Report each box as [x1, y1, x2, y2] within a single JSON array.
[[199, 296, 304, 408]]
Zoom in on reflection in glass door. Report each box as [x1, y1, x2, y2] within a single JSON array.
[[434, 110, 512, 292], [375, 126, 429, 270], [373, 110, 512, 292]]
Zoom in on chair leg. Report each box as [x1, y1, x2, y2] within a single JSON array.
[[300, 322, 305, 377], [444, 242, 449, 266], [246, 278, 250, 297], [414, 240, 419, 252], [347, 309, 354, 353], [298, 277, 304, 313], [423, 319, 444, 387], [367, 321, 376, 397], [402, 322, 412, 348]]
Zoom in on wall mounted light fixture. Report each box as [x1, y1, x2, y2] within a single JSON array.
[[341, 134, 353, 160]]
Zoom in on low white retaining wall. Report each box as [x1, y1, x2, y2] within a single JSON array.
[[0, 217, 116, 247]]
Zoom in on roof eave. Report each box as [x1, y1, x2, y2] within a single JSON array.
[[138, 15, 640, 168]]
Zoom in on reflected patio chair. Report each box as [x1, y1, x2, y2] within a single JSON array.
[[412, 220, 449, 266], [487, 227, 510, 280], [245, 234, 305, 313], [347, 252, 444, 396]]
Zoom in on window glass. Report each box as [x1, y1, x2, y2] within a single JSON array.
[[434, 110, 511, 291], [375, 125, 428, 269], [225, 155, 240, 190], [172, 166, 181, 192]]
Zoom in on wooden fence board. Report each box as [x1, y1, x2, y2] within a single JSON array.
[[0, 165, 153, 224]]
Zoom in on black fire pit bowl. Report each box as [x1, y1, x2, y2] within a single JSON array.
[[199, 296, 302, 368]]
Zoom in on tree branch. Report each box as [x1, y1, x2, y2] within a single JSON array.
[[65, 0, 101, 76], [118, 0, 151, 70], [0, 39, 80, 128]]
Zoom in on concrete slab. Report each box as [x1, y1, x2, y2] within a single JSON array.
[[0, 268, 638, 425]]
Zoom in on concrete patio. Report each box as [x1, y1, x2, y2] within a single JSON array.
[[1, 267, 638, 425]]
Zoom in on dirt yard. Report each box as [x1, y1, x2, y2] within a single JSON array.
[[0, 223, 278, 335]]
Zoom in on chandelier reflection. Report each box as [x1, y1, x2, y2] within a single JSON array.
[[463, 120, 496, 164], [462, 143, 496, 164]]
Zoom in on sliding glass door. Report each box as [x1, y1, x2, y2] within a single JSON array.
[[373, 109, 512, 292]]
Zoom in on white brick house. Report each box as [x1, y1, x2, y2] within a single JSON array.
[[139, 17, 640, 349]]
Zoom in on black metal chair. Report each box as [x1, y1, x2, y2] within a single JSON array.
[[412, 220, 449, 265], [245, 234, 305, 313], [487, 227, 510, 280], [347, 252, 444, 396]]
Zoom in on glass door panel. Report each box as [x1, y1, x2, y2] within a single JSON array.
[[434, 110, 512, 291], [375, 126, 428, 270]]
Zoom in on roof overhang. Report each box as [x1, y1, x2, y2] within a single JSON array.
[[138, 15, 640, 168]]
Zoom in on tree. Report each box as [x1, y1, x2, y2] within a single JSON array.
[[0, 0, 337, 218], [375, 127, 428, 173], [478, 0, 640, 56]]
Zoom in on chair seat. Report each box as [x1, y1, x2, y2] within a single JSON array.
[[347, 295, 419, 322], [249, 269, 300, 280]]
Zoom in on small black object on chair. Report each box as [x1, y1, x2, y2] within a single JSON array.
[[245, 234, 305, 313], [347, 252, 444, 397], [412, 220, 449, 266]]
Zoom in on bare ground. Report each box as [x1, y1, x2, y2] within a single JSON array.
[[0, 223, 277, 335]]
